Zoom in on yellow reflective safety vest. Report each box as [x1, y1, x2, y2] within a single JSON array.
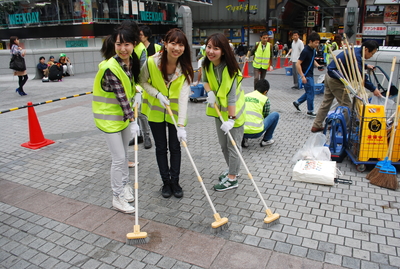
[[141, 56, 186, 125], [134, 42, 147, 60], [154, 43, 162, 54], [253, 42, 271, 70], [205, 63, 245, 127], [243, 91, 268, 134], [92, 57, 135, 133]]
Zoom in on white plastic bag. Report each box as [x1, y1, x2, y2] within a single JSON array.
[[291, 133, 331, 163], [292, 160, 336, 186], [370, 95, 396, 119]]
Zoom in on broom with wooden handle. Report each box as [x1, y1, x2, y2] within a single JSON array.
[[126, 104, 149, 245], [369, 82, 400, 190], [165, 105, 229, 231], [213, 103, 280, 227], [366, 58, 396, 180]]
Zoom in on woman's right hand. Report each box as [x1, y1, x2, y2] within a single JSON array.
[[156, 93, 170, 108]]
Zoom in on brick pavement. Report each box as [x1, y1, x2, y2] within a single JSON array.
[[0, 64, 399, 269]]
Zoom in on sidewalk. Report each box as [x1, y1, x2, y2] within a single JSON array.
[[0, 64, 399, 269]]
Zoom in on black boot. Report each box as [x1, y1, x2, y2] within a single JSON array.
[[144, 135, 152, 149], [161, 181, 172, 198], [129, 136, 143, 146], [171, 180, 183, 198]]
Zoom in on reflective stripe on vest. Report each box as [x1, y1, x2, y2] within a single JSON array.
[[92, 57, 134, 133], [253, 42, 271, 69], [141, 56, 186, 125], [243, 91, 268, 134], [205, 63, 245, 127]]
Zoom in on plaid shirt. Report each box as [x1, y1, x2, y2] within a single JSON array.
[[262, 98, 270, 118], [102, 56, 134, 121]]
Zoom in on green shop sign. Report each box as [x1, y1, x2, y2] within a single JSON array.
[[66, 40, 88, 47], [9, 12, 40, 25], [140, 11, 163, 21]]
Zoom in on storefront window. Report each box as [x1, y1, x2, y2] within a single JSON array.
[[365, 5, 385, 24], [0, 0, 177, 28]]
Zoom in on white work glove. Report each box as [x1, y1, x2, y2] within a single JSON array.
[[176, 126, 187, 142], [245, 56, 249, 61], [133, 91, 142, 107], [156, 93, 170, 108], [220, 119, 235, 135], [206, 91, 216, 106], [130, 121, 140, 139]]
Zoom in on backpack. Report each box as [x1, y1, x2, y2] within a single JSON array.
[[48, 64, 63, 81]]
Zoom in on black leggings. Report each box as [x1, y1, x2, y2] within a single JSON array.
[[18, 75, 28, 91]]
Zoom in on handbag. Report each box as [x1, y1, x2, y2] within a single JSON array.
[[10, 54, 26, 71]]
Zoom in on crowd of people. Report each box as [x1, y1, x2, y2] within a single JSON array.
[[37, 53, 74, 82], [10, 24, 379, 213]]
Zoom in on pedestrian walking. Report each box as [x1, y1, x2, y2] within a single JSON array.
[[92, 21, 142, 214], [140, 28, 194, 199], [286, 30, 304, 89], [10, 36, 28, 96], [245, 31, 273, 86], [203, 33, 245, 191], [292, 32, 323, 117]]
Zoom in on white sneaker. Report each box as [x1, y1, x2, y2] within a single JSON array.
[[124, 184, 135, 203], [112, 194, 135, 214], [260, 139, 275, 147]]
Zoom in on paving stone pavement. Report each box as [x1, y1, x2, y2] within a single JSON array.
[[0, 63, 399, 269]]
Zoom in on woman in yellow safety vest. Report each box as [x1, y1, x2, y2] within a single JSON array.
[[92, 22, 142, 214], [203, 33, 245, 192], [140, 28, 194, 199]]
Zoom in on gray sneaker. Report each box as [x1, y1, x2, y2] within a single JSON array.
[[260, 139, 275, 147]]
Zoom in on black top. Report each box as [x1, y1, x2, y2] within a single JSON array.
[[147, 43, 157, 57], [298, 45, 316, 77]]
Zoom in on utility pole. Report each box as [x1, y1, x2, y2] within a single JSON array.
[[247, 0, 250, 48]]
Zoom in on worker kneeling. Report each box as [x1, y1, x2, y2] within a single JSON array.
[[242, 79, 280, 148]]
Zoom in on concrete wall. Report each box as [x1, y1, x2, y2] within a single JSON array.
[[0, 47, 104, 78]]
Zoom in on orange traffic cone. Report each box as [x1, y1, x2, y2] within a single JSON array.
[[275, 56, 281, 69], [21, 102, 55, 150], [242, 61, 251, 78], [284, 57, 289, 67]]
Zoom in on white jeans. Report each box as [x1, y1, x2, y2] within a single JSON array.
[[104, 126, 131, 196], [62, 63, 74, 75]]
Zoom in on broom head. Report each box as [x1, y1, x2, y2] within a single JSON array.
[[212, 213, 228, 229], [370, 161, 399, 190], [264, 208, 280, 224]]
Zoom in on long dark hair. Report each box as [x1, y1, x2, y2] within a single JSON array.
[[203, 33, 239, 78], [112, 21, 141, 83], [160, 28, 194, 84], [9, 36, 18, 49], [100, 35, 115, 60]]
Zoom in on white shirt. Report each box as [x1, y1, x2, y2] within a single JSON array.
[[139, 52, 190, 126], [290, 39, 304, 62]]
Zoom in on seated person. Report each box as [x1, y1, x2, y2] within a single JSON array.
[[37, 56, 47, 78], [242, 79, 280, 148], [58, 53, 74, 76], [48, 62, 63, 81], [49, 55, 56, 63]]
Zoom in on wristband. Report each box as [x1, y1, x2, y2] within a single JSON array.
[[228, 116, 236, 120]]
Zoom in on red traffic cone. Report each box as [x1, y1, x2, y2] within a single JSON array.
[[284, 57, 289, 67], [21, 102, 55, 150], [242, 61, 251, 78], [275, 56, 281, 69]]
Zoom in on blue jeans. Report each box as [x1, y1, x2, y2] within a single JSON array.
[[296, 76, 315, 112], [244, 112, 279, 141]]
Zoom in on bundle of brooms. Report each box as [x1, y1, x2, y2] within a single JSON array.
[[330, 35, 399, 190]]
